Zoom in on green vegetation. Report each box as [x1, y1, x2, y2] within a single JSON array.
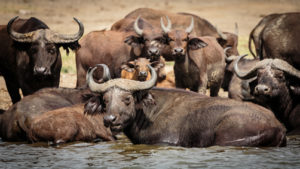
[[60, 49, 76, 74]]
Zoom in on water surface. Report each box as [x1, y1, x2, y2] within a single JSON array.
[[1, 135, 300, 169]]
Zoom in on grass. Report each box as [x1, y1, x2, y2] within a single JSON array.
[[60, 49, 76, 74], [60, 36, 252, 74]]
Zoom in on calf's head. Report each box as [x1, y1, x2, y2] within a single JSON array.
[[124, 17, 165, 61], [8, 16, 84, 76], [234, 55, 300, 101], [121, 57, 163, 81], [86, 64, 157, 133], [160, 16, 207, 62]]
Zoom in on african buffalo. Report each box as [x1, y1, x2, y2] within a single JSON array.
[[256, 13, 300, 70], [228, 55, 259, 100], [76, 17, 166, 87], [85, 64, 286, 147], [121, 57, 165, 82], [234, 54, 300, 134], [28, 104, 114, 144], [0, 87, 114, 144], [0, 17, 83, 103], [111, 8, 239, 60], [248, 13, 280, 58], [160, 17, 226, 96]]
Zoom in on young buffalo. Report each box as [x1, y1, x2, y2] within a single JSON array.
[[159, 17, 226, 96]]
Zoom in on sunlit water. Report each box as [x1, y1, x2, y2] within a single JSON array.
[[1, 134, 300, 169]]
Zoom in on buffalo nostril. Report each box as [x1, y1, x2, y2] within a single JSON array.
[[139, 71, 148, 77], [104, 115, 116, 124], [34, 67, 47, 75], [255, 85, 271, 95], [174, 48, 183, 53], [149, 48, 159, 55]]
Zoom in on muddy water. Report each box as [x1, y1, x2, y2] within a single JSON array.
[[1, 134, 300, 169]]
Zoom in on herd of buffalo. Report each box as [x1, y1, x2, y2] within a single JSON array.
[[0, 8, 299, 147]]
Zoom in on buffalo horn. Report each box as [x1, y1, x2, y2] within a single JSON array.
[[215, 25, 227, 40], [49, 17, 84, 43], [271, 59, 300, 79], [234, 54, 274, 79], [88, 64, 157, 93], [134, 16, 143, 36], [185, 17, 194, 34], [7, 16, 35, 42], [234, 22, 239, 35], [160, 16, 172, 33]]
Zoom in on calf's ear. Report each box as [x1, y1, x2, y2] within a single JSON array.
[[188, 38, 208, 50], [121, 61, 135, 72]]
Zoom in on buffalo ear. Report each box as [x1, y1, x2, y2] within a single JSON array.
[[124, 35, 140, 46], [121, 61, 135, 72], [82, 94, 105, 115], [188, 38, 208, 50]]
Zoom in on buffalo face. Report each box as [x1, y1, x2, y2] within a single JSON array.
[[102, 88, 136, 133], [7, 16, 84, 76], [234, 55, 300, 103], [28, 41, 59, 76], [124, 16, 165, 61], [85, 64, 157, 134]]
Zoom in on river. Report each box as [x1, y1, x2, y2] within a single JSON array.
[[1, 134, 300, 169]]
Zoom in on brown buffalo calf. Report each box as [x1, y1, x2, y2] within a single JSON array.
[[28, 104, 114, 144], [121, 56, 166, 82], [160, 17, 226, 96]]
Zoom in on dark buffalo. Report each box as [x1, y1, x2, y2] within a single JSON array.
[[76, 17, 166, 87], [234, 54, 300, 134], [0, 87, 114, 144], [85, 64, 286, 147], [248, 13, 281, 58], [111, 8, 239, 60], [0, 17, 83, 103], [228, 55, 259, 100], [160, 17, 226, 96], [257, 13, 300, 70]]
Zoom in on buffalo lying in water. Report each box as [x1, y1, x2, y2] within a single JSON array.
[[85, 64, 286, 147], [233, 55, 300, 134], [0, 87, 114, 144]]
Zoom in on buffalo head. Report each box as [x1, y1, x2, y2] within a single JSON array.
[[86, 64, 157, 133], [7, 16, 84, 76], [234, 55, 300, 102], [160, 16, 207, 62], [124, 16, 165, 61]]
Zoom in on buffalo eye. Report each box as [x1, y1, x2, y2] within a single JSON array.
[[123, 95, 132, 106], [48, 48, 56, 55], [30, 47, 38, 54], [275, 72, 285, 81]]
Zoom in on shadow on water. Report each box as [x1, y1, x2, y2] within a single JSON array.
[[0, 134, 300, 169]]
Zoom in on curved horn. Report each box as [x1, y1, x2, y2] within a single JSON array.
[[234, 54, 273, 80], [48, 17, 84, 43], [160, 16, 171, 33], [185, 17, 194, 34], [234, 22, 239, 36], [86, 64, 111, 86], [134, 16, 143, 36], [88, 64, 157, 93], [215, 25, 227, 40], [7, 16, 35, 42], [271, 59, 300, 79]]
